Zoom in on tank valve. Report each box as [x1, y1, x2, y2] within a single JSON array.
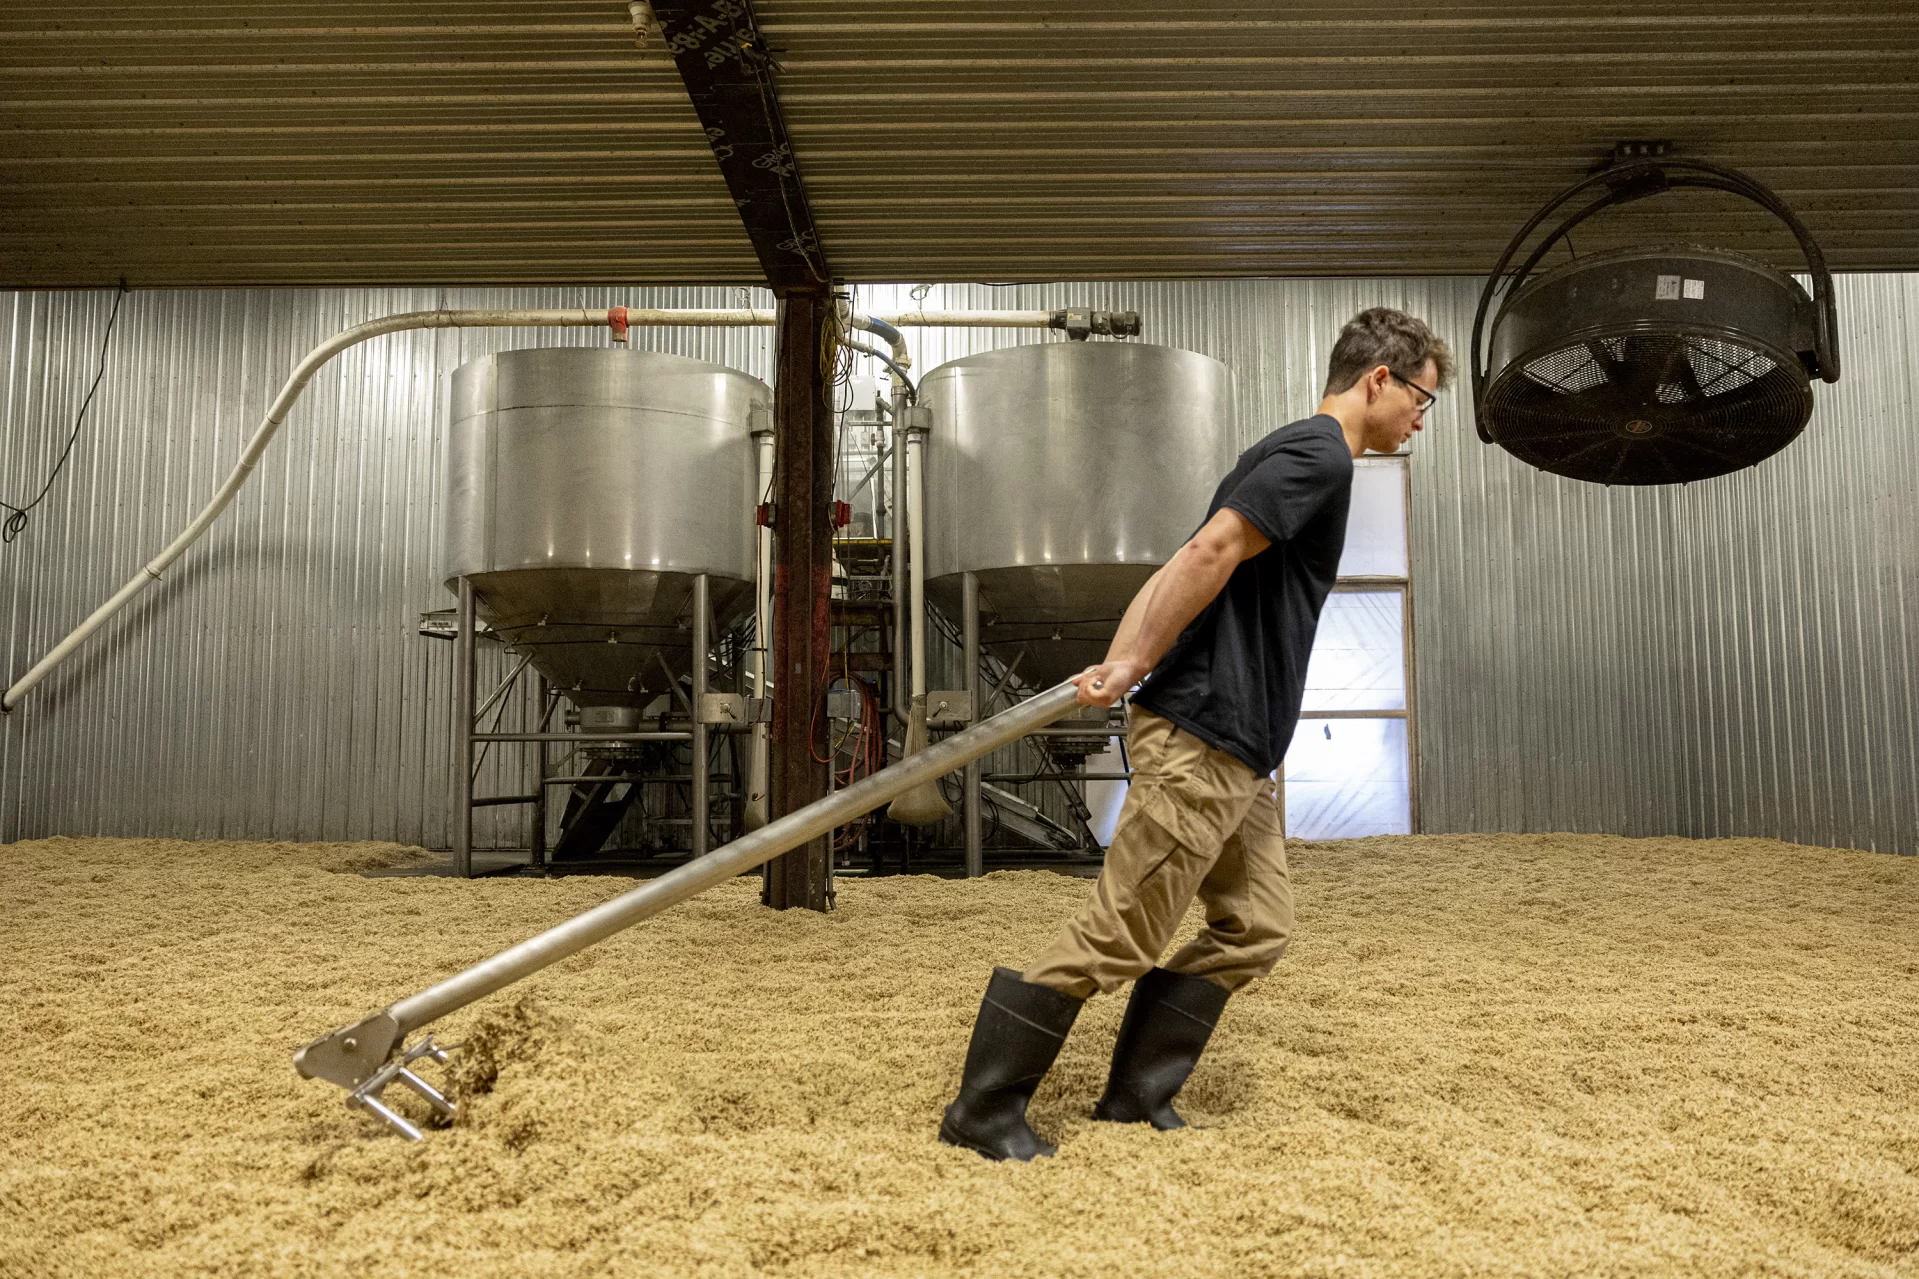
[[1049, 309, 1142, 341]]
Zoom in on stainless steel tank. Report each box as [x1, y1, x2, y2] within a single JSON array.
[[922, 342, 1235, 689], [443, 347, 765, 708]]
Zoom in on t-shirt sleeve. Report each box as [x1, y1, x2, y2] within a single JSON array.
[[1220, 430, 1351, 544]]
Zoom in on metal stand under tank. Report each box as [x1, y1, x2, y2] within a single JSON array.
[[438, 347, 766, 875], [921, 341, 1235, 876]]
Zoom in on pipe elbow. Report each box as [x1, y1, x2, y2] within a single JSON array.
[[854, 313, 903, 346], [852, 314, 910, 367]]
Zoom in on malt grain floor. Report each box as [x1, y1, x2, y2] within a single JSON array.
[[1, 833, 1915, 1278]]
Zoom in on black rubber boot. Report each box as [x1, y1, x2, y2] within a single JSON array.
[[1093, 966, 1231, 1130], [939, 967, 1085, 1161]]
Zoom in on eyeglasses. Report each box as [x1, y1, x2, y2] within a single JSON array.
[[1390, 371, 1438, 413]]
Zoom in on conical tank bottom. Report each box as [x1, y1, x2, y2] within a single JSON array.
[[468, 568, 751, 707], [927, 563, 1156, 690]]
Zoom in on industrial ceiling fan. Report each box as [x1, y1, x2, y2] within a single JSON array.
[[1471, 151, 1841, 486]]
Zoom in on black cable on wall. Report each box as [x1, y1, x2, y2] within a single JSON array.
[[2, 283, 127, 545]]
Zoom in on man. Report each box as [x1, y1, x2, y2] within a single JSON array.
[[939, 307, 1452, 1161]]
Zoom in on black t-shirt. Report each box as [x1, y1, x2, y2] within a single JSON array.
[[1131, 414, 1354, 775]]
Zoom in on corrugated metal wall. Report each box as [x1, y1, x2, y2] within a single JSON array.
[[1406, 272, 1919, 855], [0, 285, 778, 849], [3, 276, 1913, 853]]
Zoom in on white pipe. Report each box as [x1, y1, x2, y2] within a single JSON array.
[[2, 306, 766, 713], [746, 428, 775, 830], [889, 380, 910, 721], [879, 310, 1057, 329], [905, 422, 928, 703], [607, 308, 1070, 337], [619, 309, 771, 326], [883, 410, 951, 826], [845, 307, 915, 724]]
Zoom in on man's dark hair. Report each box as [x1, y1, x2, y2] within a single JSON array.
[[1322, 307, 1454, 398]]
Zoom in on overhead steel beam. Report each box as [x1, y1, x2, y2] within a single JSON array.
[[650, 0, 831, 294]]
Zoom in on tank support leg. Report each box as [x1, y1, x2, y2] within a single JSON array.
[[530, 675, 550, 868], [452, 576, 477, 879], [691, 573, 709, 859], [963, 571, 983, 879]]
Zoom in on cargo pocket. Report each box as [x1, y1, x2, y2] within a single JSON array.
[[1104, 783, 1189, 889], [1133, 731, 1260, 854]]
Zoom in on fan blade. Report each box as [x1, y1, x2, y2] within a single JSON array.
[[1615, 335, 1688, 405], [1621, 438, 1688, 486], [1685, 365, 1801, 427], [1539, 431, 1626, 470], [1680, 337, 1770, 394], [1579, 339, 1653, 419], [1671, 340, 1710, 403]]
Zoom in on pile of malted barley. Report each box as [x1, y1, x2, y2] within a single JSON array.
[[1, 833, 1915, 1277]]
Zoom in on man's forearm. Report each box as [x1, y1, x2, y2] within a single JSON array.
[[1102, 541, 1237, 674]]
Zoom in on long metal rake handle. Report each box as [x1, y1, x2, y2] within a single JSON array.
[[293, 680, 1087, 1093]]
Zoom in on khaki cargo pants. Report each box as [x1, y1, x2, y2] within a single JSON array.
[[1024, 707, 1293, 1000]]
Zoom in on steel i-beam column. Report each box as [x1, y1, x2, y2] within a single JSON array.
[[652, 0, 833, 908], [763, 292, 835, 910]]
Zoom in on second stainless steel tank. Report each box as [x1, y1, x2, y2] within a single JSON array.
[[443, 346, 764, 708], [922, 342, 1235, 688]]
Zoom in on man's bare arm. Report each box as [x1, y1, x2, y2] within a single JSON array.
[[1073, 508, 1271, 706]]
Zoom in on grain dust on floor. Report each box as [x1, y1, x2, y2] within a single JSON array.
[[1, 833, 1916, 1278]]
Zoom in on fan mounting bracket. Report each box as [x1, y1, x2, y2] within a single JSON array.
[[1609, 139, 1672, 166]]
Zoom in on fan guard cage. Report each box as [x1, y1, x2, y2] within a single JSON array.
[[1470, 157, 1839, 486], [1481, 253, 1817, 485]]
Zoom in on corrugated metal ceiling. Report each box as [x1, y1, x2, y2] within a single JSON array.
[[4, 2, 1917, 287], [2, 4, 757, 286]]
